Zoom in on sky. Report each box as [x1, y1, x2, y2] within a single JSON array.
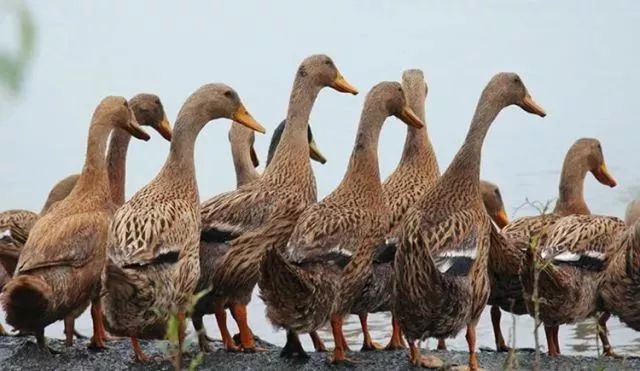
[[1, 0, 639, 217]]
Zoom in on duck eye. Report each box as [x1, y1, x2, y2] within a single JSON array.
[[154, 99, 161, 106], [224, 90, 233, 98], [123, 101, 129, 108], [324, 59, 333, 66], [513, 76, 520, 84]]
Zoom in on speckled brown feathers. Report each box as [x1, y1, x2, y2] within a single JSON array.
[[394, 72, 546, 370], [101, 84, 262, 363], [2, 96, 147, 351], [260, 81, 423, 364]]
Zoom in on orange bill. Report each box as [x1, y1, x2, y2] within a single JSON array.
[[233, 104, 266, 134], [521, 94, 547, 117], [154, 113, 172, 141], [330, 72, 359, 95], [494, 208, 510, 229], [309, 139, 327, 164], [592, 163, 617, 187], [395, 107, 424, 128]]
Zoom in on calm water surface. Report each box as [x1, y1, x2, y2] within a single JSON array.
[[1, 0, 640, 358]]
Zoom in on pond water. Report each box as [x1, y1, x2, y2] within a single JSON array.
[[2, 0, 640, 358]]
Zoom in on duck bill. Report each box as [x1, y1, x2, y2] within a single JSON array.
[[494, 209, 510, 229], [233, 104, 266, 134], [250, 145, 260, 168], [592, 163, 617, 187], [154, 114, 173, 141], [520, 94, 547, 117], [309, 139, 327, 164], [330, 72, 359, 95], [396, 107, 424, 128], [125, 119, 151, 141]]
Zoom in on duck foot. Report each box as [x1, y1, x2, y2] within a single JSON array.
[[361, 340, 384, 352], [88, 336, 107, 351], [280, 330, 309, 359]]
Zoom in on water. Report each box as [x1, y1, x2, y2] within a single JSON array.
[[2, 0, 640, 358]]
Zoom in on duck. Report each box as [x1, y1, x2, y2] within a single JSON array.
[[600, 202, 640, 349], [0, 175, 79, 281], [500, 138, 617, 355], [348, 69, 437, 353], [101, 84, 264, 364], [625, 200, 640, 226], [393, 72, 546, 370], [1, 96, 150, 353], [260, 81, 424, 364], [198, 55, 357, 353], [0, 94, 170, 341], [192, 119, 327, 354], [522, 213, 625, 357]]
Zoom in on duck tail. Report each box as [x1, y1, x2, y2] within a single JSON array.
[[259, 246, 314, 330], [2, 275, 52, 331]]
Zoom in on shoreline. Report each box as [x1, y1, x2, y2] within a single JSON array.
[[1, 335, 639, 370]]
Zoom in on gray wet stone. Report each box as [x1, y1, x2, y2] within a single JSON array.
[[1, 335, 639, 370]]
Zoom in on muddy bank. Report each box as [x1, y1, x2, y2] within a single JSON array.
[[1, 335, 639, 370]]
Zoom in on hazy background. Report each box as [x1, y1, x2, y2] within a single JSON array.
[[1, 0, 639, 356]]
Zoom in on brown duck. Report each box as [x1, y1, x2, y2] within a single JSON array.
[[394, 72, 545, 370], [0, 94, 170, 339], [1, 96, 150, 353], [197, 55, 357, 353], [600, 206, 640, 349], [521, 213, 624, 357], [500, 138, 617, 355], [193, 119, 327, 354], [349, 69, 438, 353], [101, 84, 263, 364], [259, 81, 424, 364]]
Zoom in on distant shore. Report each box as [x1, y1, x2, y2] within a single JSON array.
[[1, 335, 639, 370]]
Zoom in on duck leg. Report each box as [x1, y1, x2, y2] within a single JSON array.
[[552, 325, 561, 356], [466, 324, 479, 371], [230, 303, 266, 352], [174, 312, 186, 370], [384, 317, 407, 350], [436, 338, 447, 350], [544, 325, 559, 357], [88, 299, 107, 350], [309, 331, 327, 352], [131, 337, 150, 363], [491, 305, 510, 352], [192, 315, 212, 352], [280, 330, 309, 359], [64, 316, 75, 347], [36, 328, 60, 354], [359, 313, 383, 351], [214, 304, 240, 352], [330, 315, 358, 364], [408, 340, 443, 368], [598, 312, 618, 357]]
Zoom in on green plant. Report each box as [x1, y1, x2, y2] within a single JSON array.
[[0, 0, 36, 96]]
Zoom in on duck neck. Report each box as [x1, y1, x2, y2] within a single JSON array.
[[106, 128, 132, 206], [160, 110, 208, 194], [554, 159, 590, 216], [341, 104, 386, 193], [443, 91, 503, 196], [398, 98, 439, 176], [263, 78, 321, 178], [71, 123, 112, 200], [232, 139, 259, 187]]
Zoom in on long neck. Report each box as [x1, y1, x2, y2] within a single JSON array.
[[553, 158, 590, 215], [231, 140, 260, 187], [106, 128, 132, 206], [262, 78, 321, 178], [70, 123, 112, 200], [398, 93, 439, 176], [442, 91, 503, 196], [340, 104, 387, 191], [161, 111, 208, 182]]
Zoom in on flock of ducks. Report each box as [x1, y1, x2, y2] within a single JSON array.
[[0, 54, 638, 370]]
